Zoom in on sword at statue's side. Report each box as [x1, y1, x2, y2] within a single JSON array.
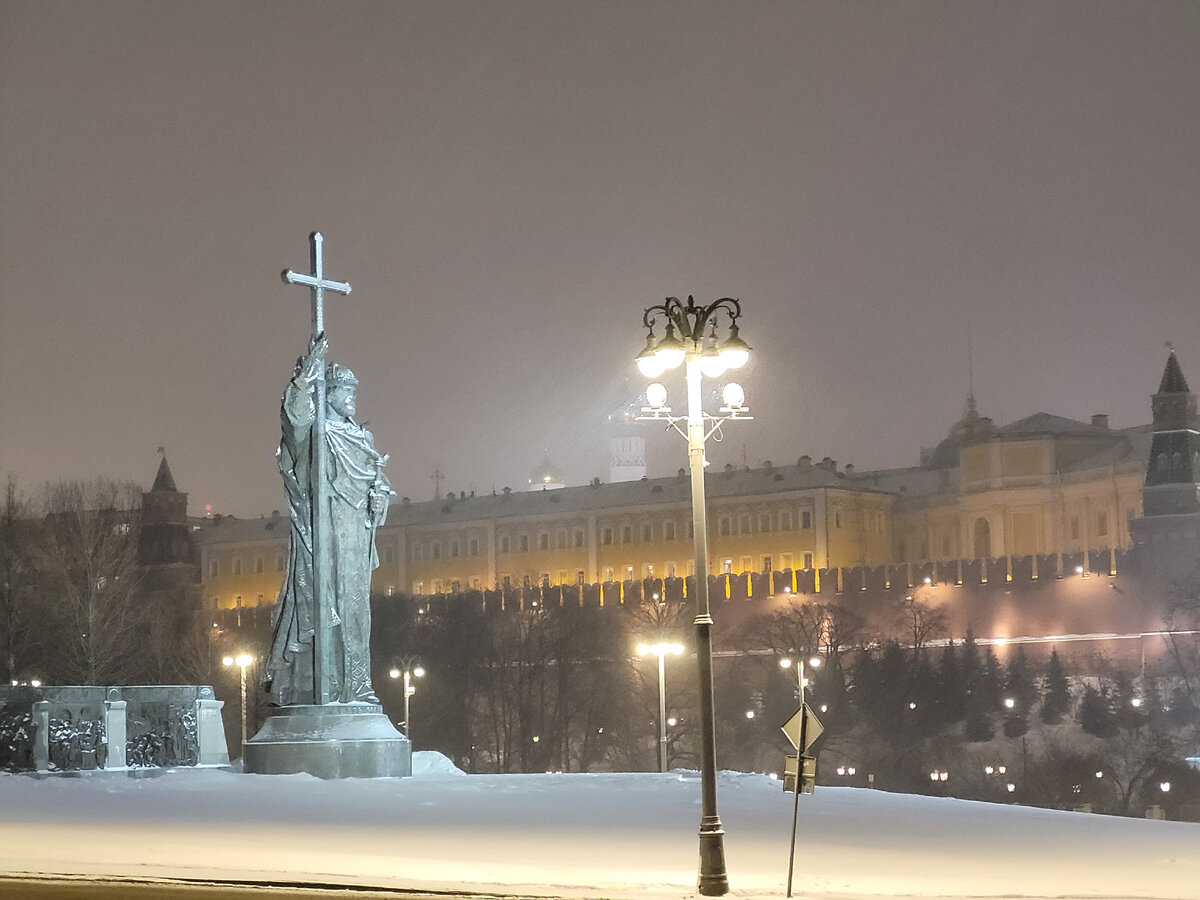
[[282, 231, 351, 705]]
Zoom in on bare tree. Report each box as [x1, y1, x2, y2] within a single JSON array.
[[32, 479, 147, 684], [0, 477, 42, 681], [898, 588, 948, 657]]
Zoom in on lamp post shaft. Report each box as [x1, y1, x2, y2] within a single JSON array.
[[239, 666, 248, 747], [685, 352, 729, 896], [657, 652, 668, 773], [404, 670, 412, 740]]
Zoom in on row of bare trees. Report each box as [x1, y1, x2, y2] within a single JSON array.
[[0, 477, 209, 686]]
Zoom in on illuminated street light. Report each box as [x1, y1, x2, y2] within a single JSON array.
[[638, 641, 685, 773], [389, 656, 425, 741], [222, 652, 254, 747], [635, 295, 751, 897], [1004, 697, 1016, 709]]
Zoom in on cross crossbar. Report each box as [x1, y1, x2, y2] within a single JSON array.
[[282, 231, 352, 336]]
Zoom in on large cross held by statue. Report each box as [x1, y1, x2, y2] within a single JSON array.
[[281, 231, 351, 704]]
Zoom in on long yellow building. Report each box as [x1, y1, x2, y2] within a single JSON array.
[[195, 354, 1166, 613]]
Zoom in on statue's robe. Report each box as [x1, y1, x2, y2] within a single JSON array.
[[266, 364, 390, 705]]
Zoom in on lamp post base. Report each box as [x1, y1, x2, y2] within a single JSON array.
[[697, 816, 729, 896]]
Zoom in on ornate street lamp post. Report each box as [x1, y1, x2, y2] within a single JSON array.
[[635, 295, 751, 897], [389, 658, 425, 741]]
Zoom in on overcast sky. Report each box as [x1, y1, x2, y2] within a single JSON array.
[[3, 1, 1199, 518]]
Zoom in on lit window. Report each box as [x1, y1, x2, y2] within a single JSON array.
[[664, 520, 676, 540], [801, 510, 812, 530]]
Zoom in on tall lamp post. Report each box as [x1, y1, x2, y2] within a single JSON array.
[[635, 295, 751, 897], [222, 653, 254, 747], [389, 658, 425, 741], [638, 641, 685, 772]]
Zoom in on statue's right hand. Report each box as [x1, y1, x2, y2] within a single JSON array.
[[300, 333, 329, 382]]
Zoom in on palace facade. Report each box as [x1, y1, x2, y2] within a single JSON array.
[[192, 353, 1191, 613]]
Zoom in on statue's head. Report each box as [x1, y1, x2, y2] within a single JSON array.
[[326, 363, 358, 418]]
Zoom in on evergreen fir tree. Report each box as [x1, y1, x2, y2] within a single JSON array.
[[1077, 684, 1117, 738], [1039, 650, 1071, 724], [933, 640, 965, 728]]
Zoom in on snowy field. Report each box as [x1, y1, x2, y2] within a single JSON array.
[[0, 753, 1197, 900]]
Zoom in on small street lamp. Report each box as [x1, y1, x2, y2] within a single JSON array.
[[638, 641, 685, 773], [389, 658, 425, 741], [779, 655, 821, 706], [635, 295, 751, 897], [222, 653, 254, 747]]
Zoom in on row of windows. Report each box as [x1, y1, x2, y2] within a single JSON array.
[[208, 554, 284, 578]]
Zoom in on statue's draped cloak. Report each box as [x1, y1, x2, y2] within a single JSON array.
[[266, 363, 389, 706]]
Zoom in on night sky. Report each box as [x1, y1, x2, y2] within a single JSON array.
[[3, 2, 1199, 518]]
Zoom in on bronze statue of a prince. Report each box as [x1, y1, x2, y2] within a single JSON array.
[[265, 233, 393, 707]]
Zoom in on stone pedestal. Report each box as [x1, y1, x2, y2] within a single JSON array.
[[242, 704, 411, 779]]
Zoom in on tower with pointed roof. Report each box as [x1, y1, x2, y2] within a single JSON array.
[[1141, 351, 1200, 517], [138, 452, 201, 609]]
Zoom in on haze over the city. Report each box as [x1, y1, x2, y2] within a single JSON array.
[[3, 1, 1199, 518]]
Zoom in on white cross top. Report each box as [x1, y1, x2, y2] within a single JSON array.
[[282, 232, 351, 336]]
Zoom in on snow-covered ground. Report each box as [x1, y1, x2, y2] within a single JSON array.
[[0, 753, 1196, 900]]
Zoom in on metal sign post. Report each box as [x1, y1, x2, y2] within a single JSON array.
[[780, 703, 822, 898]]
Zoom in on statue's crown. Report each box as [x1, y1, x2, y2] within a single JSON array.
[[326, 363, 358, 387]]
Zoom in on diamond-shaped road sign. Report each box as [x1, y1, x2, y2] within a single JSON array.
[[780, 703, 823, 751]]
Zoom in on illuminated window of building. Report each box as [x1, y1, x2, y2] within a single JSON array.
[[451, 540, 460, 558], [450, 579, 461, 592], [666, 561, 677, 577], [470, 576, 481, 589], [803, 552, 813, 569], [1097, 513, 1108, 537], [235, 596, 242, 607], [626, 565, 634, 579], [502, 575, 512, 588], [469, 537, 479, 556], [520, 535, 530, 552], [664, 520, 676, 540], [256, 593, 264, 604], [739, 515, 751, 534], [602, 527, 613, 546], [556, 530, 567, 550], [414, 580, 424, 593], [723, 558, 733, 574], [642, 523, 652, 542], [622, 525, 633, 543], [801, 510, 812, 529], [557, 570, 568, 583], [604, 567, 615, 581], [431, 541, 441, 559], [781, 552, 793, 570], [523, 574, 532, 589], [255, 557, 264, 574], [577, 570, 585, 584], [233, 559, 242, 576], [719, 517, 731, 536], [780, 511, 793, 531], [762, 555, 772, 572], [499, 535, 510, 554], [386, 585, 395, 596], [643, 563, 654, 578], [741, 555, 752, 572], [759, 514, 771, 532], [433, 580, 442, 593], [539, 532, 549, 550], [541, 573, 551, 588], [574, 529, 585, 548]]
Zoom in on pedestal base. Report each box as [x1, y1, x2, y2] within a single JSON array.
[[243, 704, 411, 779]]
